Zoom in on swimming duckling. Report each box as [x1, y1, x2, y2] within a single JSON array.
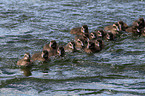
[[84, 40, 101, 53], [133, 18, 144, 29], [75, 33, 89, 44], [70, 25, 89, 35], [104, 23, 120, 35], [64, 41, 76, 52], [75, 38, 85, 50], [32, 50, 49, 62], [117, 21, 128, 31], [17, 53, 32, 67], [95, 39, 105, 49], [94, 30, 107, 39], [43, 40, 58, 56], [125, 26, 142, 35], [104, 23, 120, 31], [57, 46, 65, 57], [43, 40, 58, 52], [138, 18, 145, 28], [89, 32, 97, 40], [104, 32, 115, 41]]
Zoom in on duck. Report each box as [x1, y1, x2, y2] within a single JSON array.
[[43, 40, 58, 55], [117, 21, 128, 31], [104, 23, 120, 35], [84, 40, 101, 53], [32, 50, 49, 62], [104, 23, 120, 31], [133, 18, 144, 29], [74, 38, 85, 50], [89, 32, 97, 40], [95, 39, 105, 49], [94, 30, 107, 39], [104, 32, 115, 41], [64, 41, 76, 52], [57, 46, 65, 57], [70, 25, 89, 35], [17, 53, 32, 67], [125, 26, 142, 35], [75, 33, 89, 44]]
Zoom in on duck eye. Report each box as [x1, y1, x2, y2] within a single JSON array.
[[98, 32, 101, 35], [69, 43, 73, 46], [24, 54, 28, 57], [81, 27, 84, 30]]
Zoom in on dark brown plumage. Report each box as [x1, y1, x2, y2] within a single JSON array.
[[93, 30, 107, 39], [89, 32, 97, 40], [117, 21, 128, 31], [57, 46, 65, 57], [125, 26, 142, 35], [104, 23, 120, 35], [43, 40, 58, 56], [75, 33, 89, 44], [17, 53, 32, 67], [74, 38, 85, 50], [32, 50, 49, 62], [105, 32, 115, 41], [64, 41, 76, 52], [133, 18, 145, 29], [84, 40, 101, 53], [95, 39, 105, 49], [70, 25, 89, 35]]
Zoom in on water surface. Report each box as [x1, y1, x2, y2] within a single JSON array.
[[0, 0, 145, 95]]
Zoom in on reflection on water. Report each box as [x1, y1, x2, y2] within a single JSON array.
[[20, 67, 32, 76], [0, 0, 145, 95]]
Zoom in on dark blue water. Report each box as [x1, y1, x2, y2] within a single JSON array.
[[0, 0, 145, 95]]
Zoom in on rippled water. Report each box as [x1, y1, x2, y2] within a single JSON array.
[[0, 0, 145, 95]]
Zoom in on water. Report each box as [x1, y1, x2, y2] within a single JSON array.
[[0, 0, 145, 95]]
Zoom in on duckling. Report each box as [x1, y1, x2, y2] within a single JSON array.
[[84, 40, 101, 53], [17, 53, 32, 67], [70, 25, 89, 35], [104, 32, 115, 41], [75, 38, 85, 50], [89, 32, 97, 40], [32, 50, 49, 62], [117, 21, 128, 31], [94, 30, 107, 39], [75, 33, 89, 44], [57, 46, 65, 57], [43, 40, 58, 55], [133, 18, 144, 29], [125, 26, 141, 35], [95, 39, 105, 49], [64, 41, 76, 52], [138, 18, 145, 28], [104, 23, 120, 31], [104, 23, 120, 35]]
